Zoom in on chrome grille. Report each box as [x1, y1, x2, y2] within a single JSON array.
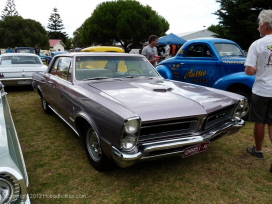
[[204, 106, 234, 129], [139, 119, 198, 142]]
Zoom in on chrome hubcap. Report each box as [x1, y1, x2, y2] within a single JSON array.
[[86, 128, 102, 162]]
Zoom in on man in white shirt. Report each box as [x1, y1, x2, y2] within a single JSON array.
[[245, 9, 272, 172]]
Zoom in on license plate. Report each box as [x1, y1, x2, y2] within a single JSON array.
[[18, 80, 31, 84], [182, 142, 210, 158]]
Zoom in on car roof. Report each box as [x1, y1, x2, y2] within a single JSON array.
[[15, 47, 35, 49], [52, 51, 68, 54], [81, 46, 124, 53], [186, 37, 237, 44], [55, 52, 143, 58], [0, 53, 38, 56]]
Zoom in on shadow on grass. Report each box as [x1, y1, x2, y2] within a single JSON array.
[[4, 85, 34, 92]]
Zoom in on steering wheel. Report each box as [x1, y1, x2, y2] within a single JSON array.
[[124, 69, 141, 75]]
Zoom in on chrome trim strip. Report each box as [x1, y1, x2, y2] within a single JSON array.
[[48, 105, 79, 136], [0, 77, 32, 81]]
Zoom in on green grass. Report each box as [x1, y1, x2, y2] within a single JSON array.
[[6, 86, 272, 204]]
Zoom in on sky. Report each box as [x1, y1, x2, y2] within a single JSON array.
[[0, 0, 220, 38]]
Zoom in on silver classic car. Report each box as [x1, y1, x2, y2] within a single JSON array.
[[32, 52, 247, 171], [0, 53, 47, 86], [0, 82, 30, 203]]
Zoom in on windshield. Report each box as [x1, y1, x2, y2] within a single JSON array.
[[75, 56, 160, 80], [0, 55, 42, 65], [214, 43, 244, 56]]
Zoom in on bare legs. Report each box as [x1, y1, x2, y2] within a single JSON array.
[[254, 123, 272, 151]]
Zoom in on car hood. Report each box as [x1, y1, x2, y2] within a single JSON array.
[[86, 78, 236, 121]]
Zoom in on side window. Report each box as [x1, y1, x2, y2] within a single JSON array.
[[50, 57, 72, 80], [58, 57, 71, 80], [203, 45, 213, 57], [185, 44, 203, 57], [50, 57, 61, 76]]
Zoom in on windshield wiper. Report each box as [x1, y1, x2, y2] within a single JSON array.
[[83, 77, 108, 81]]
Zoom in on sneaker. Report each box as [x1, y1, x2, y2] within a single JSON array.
[[247, 146, 264, 159]]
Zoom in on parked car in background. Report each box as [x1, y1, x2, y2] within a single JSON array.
[[39, 50, 47, 62], [45, 51, 68, 64], [81, 46, 124, 53], [0, 53, 47, 86], [157, 38, 253, 119], [32, 52, 247, 171], [14, 47, 35, 54], [0, 82, 30, 203]]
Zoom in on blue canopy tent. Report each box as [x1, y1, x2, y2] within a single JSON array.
[[157, 33, 187, 45]]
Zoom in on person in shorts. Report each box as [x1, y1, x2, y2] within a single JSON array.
[[244, 9, 272, 172]]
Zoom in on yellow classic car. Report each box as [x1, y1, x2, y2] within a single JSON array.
[[81, 46, 124, 53]]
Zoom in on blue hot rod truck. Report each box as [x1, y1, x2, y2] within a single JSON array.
[[156, 38, 254, 118]]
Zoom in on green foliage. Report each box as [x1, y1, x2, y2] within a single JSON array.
[[0, 16, 49, 49], [80, 0, 169, 52], [72, 27, 83, 48], [47, 7, 64, 32], [1, 0, 19, 19], [210, 0, 271, 50], [47, 7, 69, 49]]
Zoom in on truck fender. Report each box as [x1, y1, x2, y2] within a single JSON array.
[[156, 65, 173, 79], [212, 72, 255, 91]]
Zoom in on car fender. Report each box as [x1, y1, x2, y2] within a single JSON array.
[[74, 110, 120, 159], [156, 65, 173, 79], [212, 72, 255, 91]]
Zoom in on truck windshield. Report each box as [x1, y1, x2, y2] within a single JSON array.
[[214, 43, 244, 56]]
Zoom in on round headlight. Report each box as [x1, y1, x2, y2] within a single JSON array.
[[0, 178, 14, 204], [124, 119, 139, 134], [121, 135, 137, 150], [234, 99, 249, 117]]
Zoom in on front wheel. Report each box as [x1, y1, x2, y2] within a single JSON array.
[[84, 126, 112, 171]]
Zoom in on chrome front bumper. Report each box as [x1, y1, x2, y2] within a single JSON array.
[[112, 118, 245, 168]]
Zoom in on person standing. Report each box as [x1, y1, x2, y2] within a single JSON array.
[[245, 9, 272, 173], [6, 47, 12, 53], [34, 45, 40, 55], [141, 35, 159, 66]]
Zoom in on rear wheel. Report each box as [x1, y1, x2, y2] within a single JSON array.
[[84, 125, 112, 171], [41, 94, 52, 114]]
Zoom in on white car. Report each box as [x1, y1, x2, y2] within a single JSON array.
[[0, 53, 48, 86]]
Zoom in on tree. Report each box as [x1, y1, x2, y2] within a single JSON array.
[[210, 0, 271, 50], [0, 16, 49, 49], [72, 27, 84, 48], [47, 7, 68, 44], [1, 0, 19, 19], [80, 0, 169, 52]]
